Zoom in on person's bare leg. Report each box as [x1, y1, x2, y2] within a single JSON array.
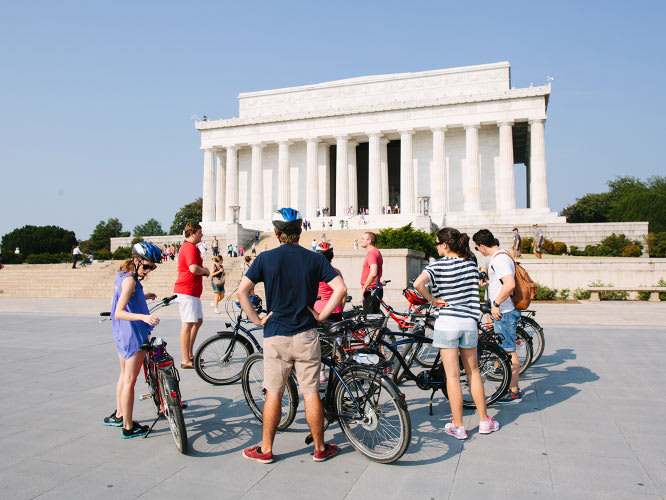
[[180, 322, 194, 365], [303, 392, 325, 452], [260, 390, 283, 454], [508, 351, 520, 392], [115, 354, 126, 418], [188, 318, 203, 360], [441, 348, 464, 428], [214, 292, 222, 309], [120, 351, 145, 429], [459, 347, 488, 422]]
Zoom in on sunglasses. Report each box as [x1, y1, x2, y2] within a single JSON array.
[[474, 246, 479, 251], [435, 240, 444, 245], [141, 263, 157, 271]]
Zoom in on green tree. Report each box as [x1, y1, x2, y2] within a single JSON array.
[[610, 190, 666, 232], [1, 225, 77, 256], [560, 192, 611, 223], [170, 198, 202, 235], [88, 218, 130, 251], [375, 224, 437, 258], [133, 218, 166, 237]]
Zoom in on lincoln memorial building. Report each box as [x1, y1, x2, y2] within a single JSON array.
[[196, 61, 564, 234]]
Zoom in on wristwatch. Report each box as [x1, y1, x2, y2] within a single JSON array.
[[492, 300, 500, 308]]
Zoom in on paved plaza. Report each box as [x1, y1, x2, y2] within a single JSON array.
[[1, 301, 665, 499]]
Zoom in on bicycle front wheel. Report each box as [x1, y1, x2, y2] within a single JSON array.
[[241, 352, 298, 431], [460, 341, 511, 408], [335, 368, 411, 463], [159, 372, 188, 454], [516, 327, 534, 374], [194, 332, 254, 385]]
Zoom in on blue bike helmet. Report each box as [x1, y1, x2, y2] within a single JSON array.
[[132, 241, 162, 264], [272, 208, 302, 234]]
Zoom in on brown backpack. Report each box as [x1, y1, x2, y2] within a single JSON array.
[[493, 251, 538, 310]]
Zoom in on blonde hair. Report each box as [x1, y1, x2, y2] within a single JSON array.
[[119, 258, 137, 274], [213, 255, 223, 263]]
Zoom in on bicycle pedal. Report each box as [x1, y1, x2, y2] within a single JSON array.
[[140, 394, 151, 400]]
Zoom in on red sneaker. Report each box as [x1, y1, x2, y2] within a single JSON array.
[[313, 443, 339, 462], [242, 445, 274, 464]]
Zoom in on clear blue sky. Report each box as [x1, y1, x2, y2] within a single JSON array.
[[1, 0, 664, 240]]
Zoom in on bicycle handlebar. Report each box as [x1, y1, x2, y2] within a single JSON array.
[[99, 294, 178, 320]]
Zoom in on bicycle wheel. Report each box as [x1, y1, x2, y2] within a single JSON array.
[[194, 332, 254, 385], [515, 327, 534, 374], [144, 360, 162, 417], [520, 316, 545, 364], [335, 368, 411, 463], [413, 322, 437, 368], [159, 372, 188, 453], [460, 341, 511, 408], [241, 352, 298, 431]]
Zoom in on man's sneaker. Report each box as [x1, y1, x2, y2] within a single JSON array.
[[479, 416, 500, 434], [313, 443, 339, 462], [121, 421, 149, 439], [243, 445, 274, 464], [444, 422, 468, 440], [103, 411, 123, 427], [498, 390, 522, 404]]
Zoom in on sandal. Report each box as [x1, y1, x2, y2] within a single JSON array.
[[180, 362, 194, 369]]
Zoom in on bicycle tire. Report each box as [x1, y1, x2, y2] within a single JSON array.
[[194, 332, 254, 385], [413, 322, 437, 368], [144, 360, 162, 417], [459, 341, 511, 408], [241, 352, 298, 431], [519, 316, 545, 364], [335, 368, 411, 463], [159, 372, 188, 453], [515, 327, 534, 374]]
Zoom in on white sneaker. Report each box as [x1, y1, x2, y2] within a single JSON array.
[[444, 422, 467, 440], [214, 309, 220, 314], [479, 416, 500, 434]]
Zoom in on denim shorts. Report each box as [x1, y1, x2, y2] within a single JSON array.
[[493, 308, 521, 352], [432, 329, 478, 349]]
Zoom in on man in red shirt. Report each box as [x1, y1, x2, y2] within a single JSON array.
[[174, 222, 210, 369], [360, 231, 383, 313]]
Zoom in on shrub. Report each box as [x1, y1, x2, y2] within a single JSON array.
[[131, 236, 144, 246], [647, 232, 666, 257], [112, 246, 132, 260], [1, 225, 78, 256], [522, 237, 533, 254], [552, 241, 568, 255], [580, 233, 643, 257], [376, 224, 437, 259], [585, 280, 628, 300], [541, 239, 554, 254], [574, 288, 591, 300], [25, 252, 71, 264], [95, 249, 113, 260], [558, 288, 571, 300], [569, 245, 581, 256], [1, 252, 24, 264], [536, 284, 558, 300], [621, 244, 642, 257]]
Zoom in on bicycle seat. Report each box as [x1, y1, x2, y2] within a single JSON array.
[[480, 301, 492, 314], [320, 319, 355, 336]]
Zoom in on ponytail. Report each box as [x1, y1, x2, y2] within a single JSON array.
[[436, 227, 473, 260]]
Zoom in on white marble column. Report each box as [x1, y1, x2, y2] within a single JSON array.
[[529, 119, 548, 210], [380, 137, 389, 209], [306, 138, 319, 219], [202, 149, 215, 222], [368, 133, 382, 215], [215, 149, 226, 221], [225, 146, 239, 222], [400, 130, 415, 214], [430, 127, 446, 214], [463, 124, 481, 212], [277, 141, 291, 208], [251, 143, 264, 220], [335, 136, 349, 217], [317, 143, 330, 214], [347, 140, 358, 215], [495, 121, 516, 211]]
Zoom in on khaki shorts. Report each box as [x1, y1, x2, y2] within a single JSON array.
[[263, 329, 321, 395], [176, 294, 203, 323]]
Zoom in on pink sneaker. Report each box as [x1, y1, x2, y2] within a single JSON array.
[[479, 416, 500, 434], [242, 445, 274, 464], [444, 422, 467, 440]]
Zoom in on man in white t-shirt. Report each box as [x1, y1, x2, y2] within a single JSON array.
[[473, 229, 522, 403]]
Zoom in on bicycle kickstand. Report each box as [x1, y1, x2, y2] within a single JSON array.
[[429, 389, 437, 416], [143, 415, 161, 439]]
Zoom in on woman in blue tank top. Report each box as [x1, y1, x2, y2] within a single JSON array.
[[103, 242, 162, 439]]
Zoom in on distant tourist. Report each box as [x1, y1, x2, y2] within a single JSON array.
[[72, 244, 84, 269], [512, 228, 522, 259], [360, 232, 383, 314], [212, 236, 219, 257], [227, 244, 233, 257], [251, 241, 256, 256], [353, 239, 358, 250], [533, 224, 544, 259], [210, 256, 225, 314], [239, 246, 244, 257], [312, 238, 317, 251]]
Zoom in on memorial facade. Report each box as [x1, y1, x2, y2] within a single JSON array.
[[196, 61, 564, 234]]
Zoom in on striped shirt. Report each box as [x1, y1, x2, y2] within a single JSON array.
[[424, 257, 480, 324]]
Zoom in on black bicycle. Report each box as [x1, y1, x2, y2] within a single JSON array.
[[100, 295, 188, 453], [241, 321, 412, 463]]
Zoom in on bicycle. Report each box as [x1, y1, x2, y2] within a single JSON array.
[[241, 320, 412, 463], [195, 294, 298, 430], [100, 294, 188, 454]]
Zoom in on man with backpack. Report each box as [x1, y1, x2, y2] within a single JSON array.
[[473, 229, 522, 403]]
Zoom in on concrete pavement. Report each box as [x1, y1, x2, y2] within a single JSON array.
[[0, 306, 665, 499]]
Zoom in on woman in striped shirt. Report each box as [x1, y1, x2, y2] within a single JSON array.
[[413, 227, 500, 440]]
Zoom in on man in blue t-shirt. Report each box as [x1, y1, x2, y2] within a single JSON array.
[[237, 208, 347, 464]]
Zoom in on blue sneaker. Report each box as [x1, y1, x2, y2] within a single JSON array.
[[498, 390, 522, 404], [103, 411, 123, 427], [121, 422, 149, 439]]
